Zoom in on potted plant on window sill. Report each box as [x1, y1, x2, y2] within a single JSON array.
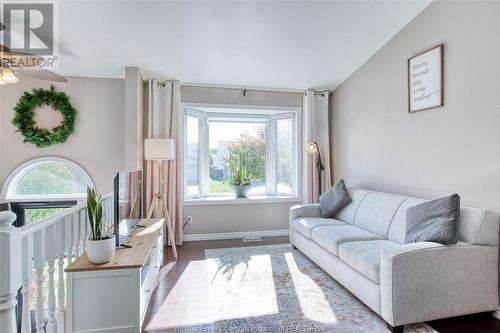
[[228, 153, 252, 198], [86, 186, 115, 264]]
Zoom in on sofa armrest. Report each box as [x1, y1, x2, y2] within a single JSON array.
[[380, 242, 498, 326], [290, 204, 321, 221], [289, 204, 321, 243]]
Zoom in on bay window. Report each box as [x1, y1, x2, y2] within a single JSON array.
[[183, 106, 299, 200]]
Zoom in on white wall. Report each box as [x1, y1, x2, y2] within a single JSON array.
[[181, 85, 303, 235], [124, 67, 144, 171], [183, 202, 298, 235], [0, 77, 125, 194], [331, 1, 500, 213], [181, 85, 303, 107]]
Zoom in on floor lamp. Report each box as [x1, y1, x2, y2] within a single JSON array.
[[145, 138, 178, 258], [306, 141, 325, 200]]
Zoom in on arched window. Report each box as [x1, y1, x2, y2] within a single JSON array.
[[1, 157, 94, 225], [2, 157, 94, 200]]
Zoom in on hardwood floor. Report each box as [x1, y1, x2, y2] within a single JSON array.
[[143, 236, 500, 333]]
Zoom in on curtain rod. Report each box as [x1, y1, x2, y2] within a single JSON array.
[[180, 82, 304, 94], [308, 90, 332, 97], [149, 79, 175, 87], [152, 80, 331, 96]]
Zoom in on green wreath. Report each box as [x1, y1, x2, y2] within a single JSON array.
[[12, 85, 76, 148]]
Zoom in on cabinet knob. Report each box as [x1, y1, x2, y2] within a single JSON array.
[[144, 289, 150, 293]]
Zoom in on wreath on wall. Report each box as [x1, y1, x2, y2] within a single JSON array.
[[12, 85, 77, 148]]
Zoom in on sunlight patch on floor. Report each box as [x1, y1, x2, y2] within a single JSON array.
[[145, 260, 214, 331], [284, 251, 338, 324], [208, 253, 279, 319]]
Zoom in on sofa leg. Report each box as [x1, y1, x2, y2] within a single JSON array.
[[386, 323, 404, 333]]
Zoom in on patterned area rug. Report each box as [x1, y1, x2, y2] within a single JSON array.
[[205, 244, 437, 333]]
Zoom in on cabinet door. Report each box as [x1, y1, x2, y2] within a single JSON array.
[[158, 226, 164, 266], [140, 265, 154, 320], [68, 269, 140, 333], [140, 244, 159, 320], [156, 234, 164, 269]]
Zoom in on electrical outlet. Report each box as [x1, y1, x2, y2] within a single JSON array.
[[186, 216, 193, 224]]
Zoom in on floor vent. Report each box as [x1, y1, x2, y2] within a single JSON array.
[[243, 236, 262, 242]]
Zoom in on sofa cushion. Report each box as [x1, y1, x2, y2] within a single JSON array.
[[319, 179, 352, 218], [334, 188, 370, 225], [387, 198, 428, 244], [339, 240, 400, 283], [293, 217, 346, 239], [353, 191, 406, 238], [311, 225, 383, 256]]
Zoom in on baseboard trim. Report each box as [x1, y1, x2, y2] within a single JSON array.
[[493, 307, 500, 320], [182, 229, 289, 242]]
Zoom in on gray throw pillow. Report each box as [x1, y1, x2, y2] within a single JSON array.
[[319, 180, 352, 218], [405, 194, 460, 245]]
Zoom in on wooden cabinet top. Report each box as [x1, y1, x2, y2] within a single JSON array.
[[65, 218, 164, 273]]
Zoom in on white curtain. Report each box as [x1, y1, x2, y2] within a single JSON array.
[[145, 79, 183, 245], [302, 90, 332, 204]]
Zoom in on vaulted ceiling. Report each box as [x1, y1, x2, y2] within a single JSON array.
[[56, 1, 431, 90]]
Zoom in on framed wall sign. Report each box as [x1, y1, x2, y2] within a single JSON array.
[[408, 44, 444, 113]]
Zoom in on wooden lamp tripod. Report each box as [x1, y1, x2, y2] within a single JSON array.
[[145, 138, 178, 258]]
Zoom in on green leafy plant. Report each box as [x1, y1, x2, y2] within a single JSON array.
[[226, 127, 265, 180], [12, 85, 76, 148], [87, 186, 109, 241], [228, 153, 252, 186]]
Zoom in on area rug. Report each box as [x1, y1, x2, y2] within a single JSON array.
[[204, 244, 437, 333]]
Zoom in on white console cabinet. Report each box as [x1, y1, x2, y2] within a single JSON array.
[[65, 219, 164, 333]]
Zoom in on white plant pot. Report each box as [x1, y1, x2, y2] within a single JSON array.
[[87, 237, 116, 264], [230, 184, 252, 198]]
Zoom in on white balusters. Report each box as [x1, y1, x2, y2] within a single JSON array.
[[0, 211, 21, 333], [65, 215, 74, 266], [45, 224, 57, 333], [0, 192, 114, 333], [108, 197, 113, 227], [106, 198, 113, 231], [20, 235, 33, 333], [79, 209, 87, 255], [33, 229, 46, 333], [101, 194, 114, 234], [55, 220, 67, 333], [103, 198, 109, 231], [72, 212, 80, 258]]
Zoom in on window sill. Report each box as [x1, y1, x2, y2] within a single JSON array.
[[183, 195, 301, 206]]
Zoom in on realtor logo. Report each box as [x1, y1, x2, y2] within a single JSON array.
[[1, 1, 58, 68]]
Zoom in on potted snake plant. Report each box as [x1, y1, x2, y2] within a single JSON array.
[[228, 153, 252, 198], [86, 186, 115, 264]]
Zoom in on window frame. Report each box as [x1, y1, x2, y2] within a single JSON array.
[[181, 103, 301, 203], [1, 156, 95, 202]]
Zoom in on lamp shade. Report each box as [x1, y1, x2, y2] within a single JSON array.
[[145, 138, 175, 161], [306, 142, 318, 155]]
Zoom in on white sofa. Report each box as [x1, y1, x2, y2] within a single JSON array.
[[289, 188, 499, 332]]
